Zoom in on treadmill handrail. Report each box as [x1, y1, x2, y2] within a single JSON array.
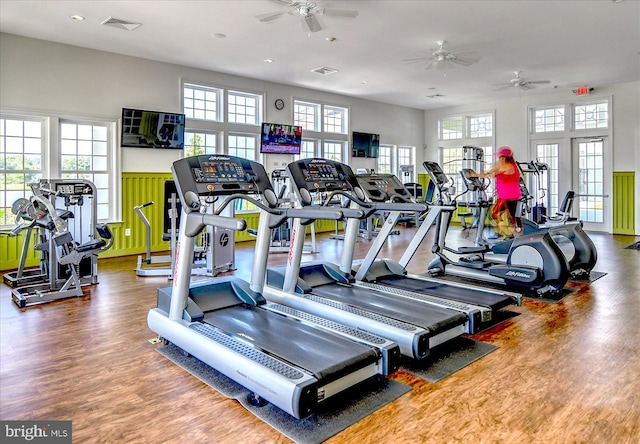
[[183, 212, 247, 238]]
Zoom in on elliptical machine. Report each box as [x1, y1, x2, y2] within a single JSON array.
[[423, 161, 570, 296], [458, 166, 597, 279]]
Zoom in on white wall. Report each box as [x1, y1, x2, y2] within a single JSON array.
[[1, 33, 638, 234], [0, 33, 424, 175], [424, 81, 640, 235]]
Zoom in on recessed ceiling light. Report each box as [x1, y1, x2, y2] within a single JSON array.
[[263, 59, 274, 63], [361, 81, 368, 85], [212, 33, 227, 39], [70, 15, 85, 21]]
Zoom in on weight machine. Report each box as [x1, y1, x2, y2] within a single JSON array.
[[9, 179, 113, 308]]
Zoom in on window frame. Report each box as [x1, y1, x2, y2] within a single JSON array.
[[1, 110, 120, 227], [293, 98, 349, 163]]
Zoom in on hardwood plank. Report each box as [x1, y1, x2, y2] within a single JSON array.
[[1, 227, 639, 443]]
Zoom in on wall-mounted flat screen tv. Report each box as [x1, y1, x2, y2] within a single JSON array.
[[121, 108, 185, 149], [352, 131, 380, 158], [260, 122, 302, 154]]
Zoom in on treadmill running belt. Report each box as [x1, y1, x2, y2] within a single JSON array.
[[377, 276, 512, 311], [311, 284, 467, 335], [203, 305, 378, 381]]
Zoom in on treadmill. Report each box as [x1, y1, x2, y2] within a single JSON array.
[[147, 155, 395, 419], [352, 172, 521, 332], [264, 158, 468, 360]]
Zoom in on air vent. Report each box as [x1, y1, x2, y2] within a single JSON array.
[[100, 17, 142, 31], [311, 67, 339, 75]]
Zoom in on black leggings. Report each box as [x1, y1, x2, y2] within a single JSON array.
[[491, 198, 521, 228]]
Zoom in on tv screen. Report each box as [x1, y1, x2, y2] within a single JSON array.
[[121, 108, 185, 149], [352, 132, 380, 158], [260, 122, 302, 154]]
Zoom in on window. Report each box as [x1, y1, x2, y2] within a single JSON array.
[[322, 141, 344, 162], [439, 146, 465, 195], [1, 113, 118, 226], [294, 101, 320, 131], [60, 121, 111, 220], [227, 90, 261, 125], [185, 131, 217, 156], [439, 117, 463, 140], [294, 99, 349, 163], [398, 146, 415, 181], [228, 133, 258, 161], [533, 106, 565, 133], [323, 105, 348, 134], [534, 143, 559, 214], [468, 114, 493, 138], [574, 101, 608, 130], [298, 139, 317, 159], [0, 117, 44, 226], [377, 145, 393, 174], [183, 83, 222, 121], [183, 82, 265, 161]]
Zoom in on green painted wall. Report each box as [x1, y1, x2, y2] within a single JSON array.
[[613, 171, 635, 235], [0, 173, 341, 271]]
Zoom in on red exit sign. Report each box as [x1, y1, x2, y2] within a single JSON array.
[[576, 86, 590, 96]]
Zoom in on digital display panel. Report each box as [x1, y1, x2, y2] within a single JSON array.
[[196, 158, 246, 182]]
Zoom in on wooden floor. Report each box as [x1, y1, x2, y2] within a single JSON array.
[[1, 226, 639, 443]]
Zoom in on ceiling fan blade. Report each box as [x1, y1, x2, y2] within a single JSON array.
[[265, 0, 293, 5], [256, 11, 288, 22], [493, 85, 513, 91], [527, 80, 551, 85], [303, 14, 322, 32], [321, 8, 359, 18], [403, 56, 430, 64], [451, 56, 479, 66]]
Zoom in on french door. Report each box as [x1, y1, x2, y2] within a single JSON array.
[[571, 137, 610, 232]]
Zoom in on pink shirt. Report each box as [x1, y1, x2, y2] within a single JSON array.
[[495, 165, 522, 200]]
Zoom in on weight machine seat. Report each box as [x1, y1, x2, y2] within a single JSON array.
[[56, 209, 75, 220], [74, 223, 114, 253], [546, 191, 578, 223]]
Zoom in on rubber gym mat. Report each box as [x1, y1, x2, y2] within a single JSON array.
[[569, 271, 607, 284], [156, 343, 411, 444], [400, 336, 498, 383], [624, 242, 640, 250]]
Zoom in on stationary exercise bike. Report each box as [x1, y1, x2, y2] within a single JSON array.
[[423, 161, 570, 296], [458, 167, 597, 279]]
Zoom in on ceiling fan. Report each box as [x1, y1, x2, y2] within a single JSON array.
[[403, 40, 479, 70], [255, 0, 358, 33], [494, 71, 551, 91]]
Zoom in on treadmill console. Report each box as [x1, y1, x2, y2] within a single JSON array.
[[286, 158, 358, 205], [423, 161, 449, 189], [171, 155, 273, 212], [356, 173, 411, 202]]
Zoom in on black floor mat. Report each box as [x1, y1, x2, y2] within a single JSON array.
[[569, 270, 607, 284], [156, 344, 411, 444], [400, 336, 498, 383], [625, 242, 640, 250]]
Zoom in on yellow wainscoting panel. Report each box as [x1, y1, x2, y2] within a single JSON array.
[[0, 173, 345, 272], [612, 171, 635, 235]]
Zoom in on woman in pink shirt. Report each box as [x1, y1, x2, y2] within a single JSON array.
[[471, 146, 522, 237]]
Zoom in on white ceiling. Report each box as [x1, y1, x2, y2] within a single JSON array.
[[1, 0, 639, 110]]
